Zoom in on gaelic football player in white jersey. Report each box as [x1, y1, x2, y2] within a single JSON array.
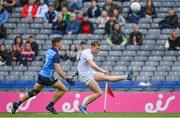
[[77, 40, 134, 114]]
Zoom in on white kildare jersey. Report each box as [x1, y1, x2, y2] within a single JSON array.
[[77, 49, 94, 74]]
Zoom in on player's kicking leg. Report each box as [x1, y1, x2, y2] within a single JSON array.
[[95, 68, 134, 82], [79, 79, 102, 114], [46, 80, 68, 114], [79, 68, 134, 114], [12, 83, 43, 114]]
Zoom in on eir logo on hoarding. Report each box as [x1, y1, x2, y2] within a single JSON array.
[[6, 93, 36, 113], [62, 93, 89, 112], [145, 93, 175, 113]]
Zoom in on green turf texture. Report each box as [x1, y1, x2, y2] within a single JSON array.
[[0, 113, 180, 118]]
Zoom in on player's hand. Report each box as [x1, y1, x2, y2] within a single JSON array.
[[102, 70, 109, 75], [66, 77, 75, 86]]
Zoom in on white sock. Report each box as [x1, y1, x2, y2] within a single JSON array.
[[81, 103, 86, 108], [81, 97, 88, 107]]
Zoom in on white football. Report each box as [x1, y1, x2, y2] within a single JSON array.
[[130, 2, 141, 13]]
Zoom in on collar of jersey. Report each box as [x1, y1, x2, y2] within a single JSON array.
[[51, 47, 58, 53]]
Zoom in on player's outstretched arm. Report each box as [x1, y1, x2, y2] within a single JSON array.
[[87, 59, 109, 75], [54, 63, 67, 80], [54, 63, 75, 86]]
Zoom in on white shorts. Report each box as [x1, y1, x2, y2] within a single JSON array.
[[78, 71, 96, 85]]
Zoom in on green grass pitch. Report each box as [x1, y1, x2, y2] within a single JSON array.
[[0, 112, 180, 118]]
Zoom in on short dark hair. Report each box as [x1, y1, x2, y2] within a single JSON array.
[[92, 0, 98, 2], [83, 12, 88, 17], [80, 41, 87, 45], [28, 35, 34, 38], [52, 37, 62, 46], [91, 40, 100, 47]]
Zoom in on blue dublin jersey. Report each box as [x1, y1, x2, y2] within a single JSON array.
[[39, 47, 60, 78]]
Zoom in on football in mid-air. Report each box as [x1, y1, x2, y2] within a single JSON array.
[[130, 2, 141, 13]]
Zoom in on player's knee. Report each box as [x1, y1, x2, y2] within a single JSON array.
[[96, 91, 102, 97], [104, 76, 110, 81], [63, 88, 68, 92], [57, 87, 68, 92], [28, 89, 40, 97]]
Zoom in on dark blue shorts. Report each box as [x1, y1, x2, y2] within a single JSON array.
[[37, 74, 58, 86]]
